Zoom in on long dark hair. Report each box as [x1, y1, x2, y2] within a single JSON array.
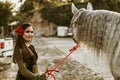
[[13, 23, 34, 63]]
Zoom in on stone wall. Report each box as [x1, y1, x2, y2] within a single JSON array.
[[30, 10, 57, 37]]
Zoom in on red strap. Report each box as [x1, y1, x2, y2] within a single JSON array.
[[45, 44, 80, 80], [45, 69, 56, 80]]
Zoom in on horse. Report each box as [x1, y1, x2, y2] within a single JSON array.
[[70, 2, 120, 80]]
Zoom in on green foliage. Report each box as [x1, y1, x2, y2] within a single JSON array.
[[19, 0, 23, 2], [14, 12, 29, 25], [16, 0, 120, 27], [40, 0, 120, 26], [14, 0, 35, 24], [40, 3, 86, 26], [90, 0, 120, 12], [20, 0, 34, 13], [16, 0, 85, 26], [15, 0, 57, 24], [0, 1, 13, 26]]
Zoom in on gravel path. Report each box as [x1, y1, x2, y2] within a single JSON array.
[[0, 37, 104, 80]]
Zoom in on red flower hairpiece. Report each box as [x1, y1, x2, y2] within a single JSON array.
[[15, 26, 24, 35]]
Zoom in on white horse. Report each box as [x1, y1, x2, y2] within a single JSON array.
[[70, 2, 120, 80]]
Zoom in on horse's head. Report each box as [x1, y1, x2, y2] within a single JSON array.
[[70, 2, 93, 44]]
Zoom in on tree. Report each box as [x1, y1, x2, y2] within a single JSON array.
[[14, 0, 56, 24], [13, 0, 34, 24], [15, 0, 120, 27], [90, 0, 120, 12], [0, 1, 13, 26]]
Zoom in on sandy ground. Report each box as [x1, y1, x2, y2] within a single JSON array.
[[0, 37, 113, 80]]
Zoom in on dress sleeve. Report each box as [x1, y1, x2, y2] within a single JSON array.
[[32, 62, 39, 73], [16, 49, 40, 80]]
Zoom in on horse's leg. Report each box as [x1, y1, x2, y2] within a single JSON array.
[[110, 41, 120, 80]]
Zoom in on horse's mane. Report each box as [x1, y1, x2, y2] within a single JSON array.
[[73, 9, 120, 56]]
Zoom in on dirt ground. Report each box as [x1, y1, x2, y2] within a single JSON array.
[[0, 37, 106, 80]]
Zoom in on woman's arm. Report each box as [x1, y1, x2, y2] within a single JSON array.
[[32, 62, 39, 73]]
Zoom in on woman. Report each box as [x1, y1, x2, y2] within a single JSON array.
[[13, 23, 46, 80]]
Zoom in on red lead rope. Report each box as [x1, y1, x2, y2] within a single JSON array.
[[45, 44, 80, 80]]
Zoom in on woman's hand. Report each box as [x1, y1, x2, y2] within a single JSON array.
[[38, 73, 46, 80]]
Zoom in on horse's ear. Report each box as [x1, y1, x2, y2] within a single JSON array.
[[71, 3, 79, 14], [87, 2, 93, 10]]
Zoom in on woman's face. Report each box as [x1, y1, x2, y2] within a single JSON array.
[[22, 26, 34, 42]]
